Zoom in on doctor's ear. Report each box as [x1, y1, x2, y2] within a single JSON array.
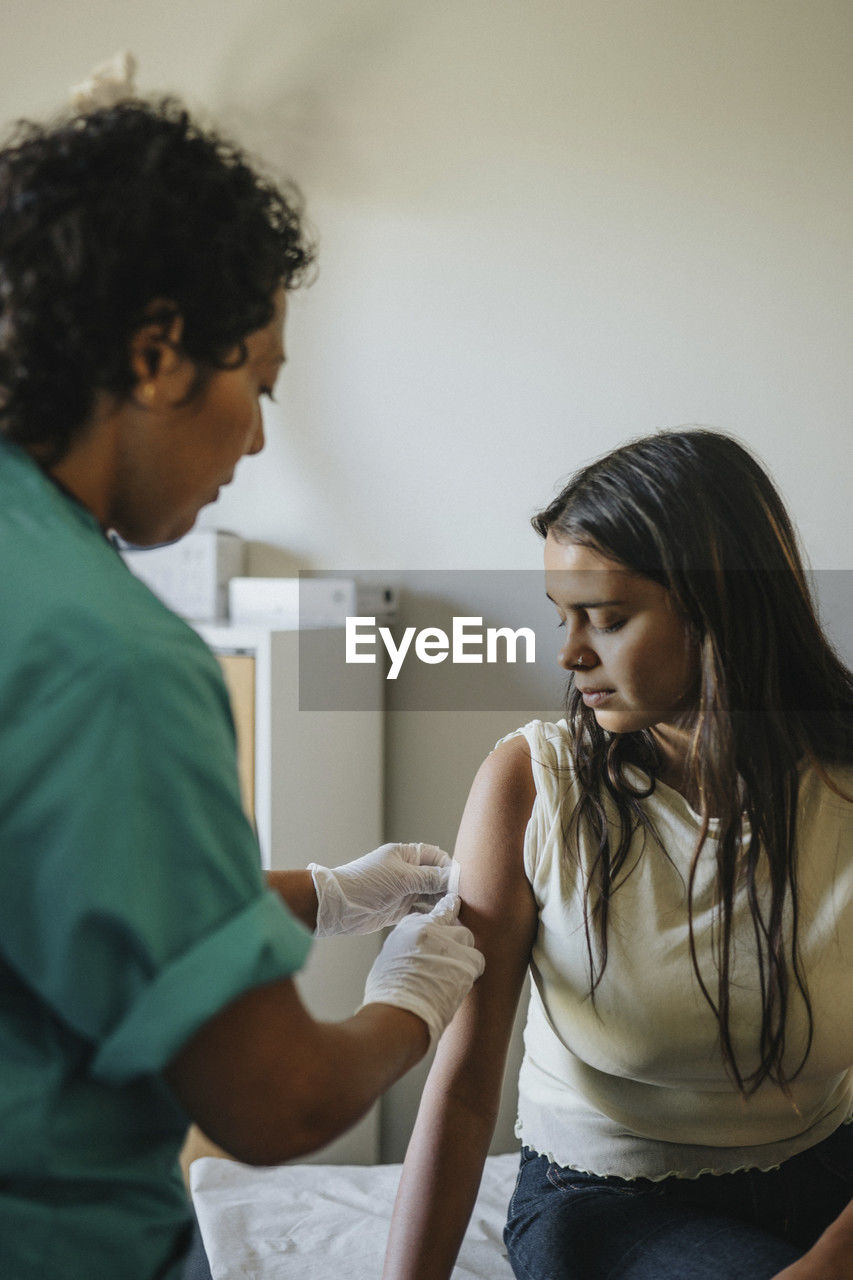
[[128, 306, 193, 407]]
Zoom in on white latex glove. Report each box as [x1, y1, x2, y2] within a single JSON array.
[[309, 843, 454, 938], [361, 892, 485, 1047]]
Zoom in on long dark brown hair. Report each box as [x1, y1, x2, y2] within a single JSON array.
[[532, 428, 853, 1094]]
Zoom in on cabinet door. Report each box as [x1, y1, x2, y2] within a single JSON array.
[[215, 653, 255, 823]]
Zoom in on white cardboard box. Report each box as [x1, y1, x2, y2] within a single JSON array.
[[121, 530, 244, 621]]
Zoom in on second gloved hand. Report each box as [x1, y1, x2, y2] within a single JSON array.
[[309, 843, 452, 938], [361, 893, 485, 1047]]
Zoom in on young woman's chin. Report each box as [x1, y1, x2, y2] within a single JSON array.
[[588, 704, 644, 734]]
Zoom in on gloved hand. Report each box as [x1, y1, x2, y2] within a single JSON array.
[[309, 843, 454, 938], [361, 893, 485, 1047]]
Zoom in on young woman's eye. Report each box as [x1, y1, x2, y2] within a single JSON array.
[[594, 620, 625, 634], [260, 387, 277, 403]]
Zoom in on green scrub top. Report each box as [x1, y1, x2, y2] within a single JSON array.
[[0, 440, 313, 1279]]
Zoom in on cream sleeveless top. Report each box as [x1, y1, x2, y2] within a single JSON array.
[[502, 719, 853, 1179]]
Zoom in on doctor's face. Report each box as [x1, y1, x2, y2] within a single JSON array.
[[544, 533, 700, 740], [113, 289, 288, 546]]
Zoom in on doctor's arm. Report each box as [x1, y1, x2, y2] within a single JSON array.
[[382, 737, 538, 1280], [164, 893, 482, 1166], [265, 869, 317, 929], [164, 975, 428, 1164], [267, 842, 452, 935]]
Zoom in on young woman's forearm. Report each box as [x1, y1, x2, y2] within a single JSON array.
[[821, 1195, 853, 1257], [383, 1060, 500, 1279], [772, 1196, 853, 1280]]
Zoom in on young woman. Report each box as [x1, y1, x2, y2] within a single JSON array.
[[383, 429, 853, 1280], [0, 95, 483, 1280]]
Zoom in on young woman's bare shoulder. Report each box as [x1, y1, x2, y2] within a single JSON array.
[[455, 733, 536, 864], [455, 734, 538, 937], [472, 734, 536, 809]]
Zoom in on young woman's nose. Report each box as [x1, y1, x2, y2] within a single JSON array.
[[557, 638, 599, 673]]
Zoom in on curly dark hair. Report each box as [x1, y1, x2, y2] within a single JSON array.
[[0, 97, 315, 462]]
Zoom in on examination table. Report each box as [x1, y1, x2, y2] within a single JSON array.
[[190, 1151, 518, 1278]]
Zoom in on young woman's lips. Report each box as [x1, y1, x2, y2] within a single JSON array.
[[579, 688, 614, 707]]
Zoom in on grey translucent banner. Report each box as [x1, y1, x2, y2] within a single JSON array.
[[296, 569, 851, 712]]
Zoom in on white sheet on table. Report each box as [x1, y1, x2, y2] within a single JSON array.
[[190, 1151, 518, 1279]]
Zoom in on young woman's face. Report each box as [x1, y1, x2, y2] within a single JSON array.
[[544, 533, 700, 741]]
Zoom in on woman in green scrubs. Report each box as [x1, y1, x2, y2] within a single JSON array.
[[0, 97, 484, 1280]]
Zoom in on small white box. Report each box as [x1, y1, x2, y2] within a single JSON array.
[[354, 583, 398, 621], [228, 577, 355, 628], [121, 530, 244, 621], [228, 578, 398, 629]]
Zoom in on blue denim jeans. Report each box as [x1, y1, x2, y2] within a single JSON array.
[[504, 1122, 853, 1280]]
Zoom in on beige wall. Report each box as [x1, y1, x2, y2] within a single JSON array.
[[4, 0, 851, 1159]]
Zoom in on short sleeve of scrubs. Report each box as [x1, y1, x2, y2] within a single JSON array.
[[1, 611, 312, 1083]]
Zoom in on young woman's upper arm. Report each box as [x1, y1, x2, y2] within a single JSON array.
[[447, 732, 539, 1103], [455, 733, 538, 916]]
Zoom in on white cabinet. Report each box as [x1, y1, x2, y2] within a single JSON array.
[[196, 625, 385, 1165]]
